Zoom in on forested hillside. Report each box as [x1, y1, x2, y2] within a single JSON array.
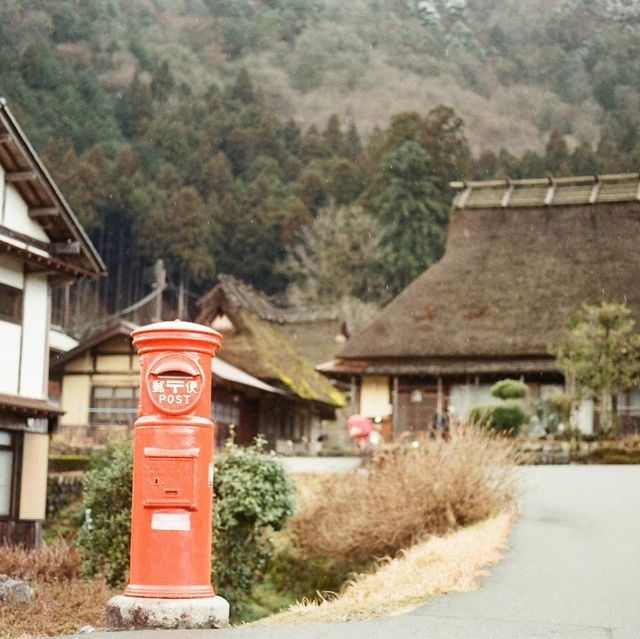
[[1, 0, 639, 332]]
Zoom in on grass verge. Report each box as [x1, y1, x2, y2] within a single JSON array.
[[0, 578, 116, 638], [257, 511, 514, 625]]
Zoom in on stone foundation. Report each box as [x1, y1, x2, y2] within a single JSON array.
[[106, 595, 229, 630]]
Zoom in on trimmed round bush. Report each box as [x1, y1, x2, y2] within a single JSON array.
[[469, 401, 529, 435], [490, 378, 528, 400]]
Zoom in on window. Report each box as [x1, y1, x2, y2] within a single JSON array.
[[213, 401, 240, 427], [0, 283, 22, 324], [89, 386, 139, 426], [0, 431, 15, 517]]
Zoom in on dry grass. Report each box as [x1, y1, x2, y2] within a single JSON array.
[[0, 578, 116, 638], [289, 426, 519, 563], [0, 541, 117, 638], [290, 473, 329, 508], [260, 512, 514, 625], [0, 541, 81, 583]]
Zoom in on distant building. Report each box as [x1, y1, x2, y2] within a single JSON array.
[[0, 100, 105, 545], [51, 319, 334, 453], [196, 275, 346, 452], [52, 320, 284, 448], [321, 173, 640, 436]]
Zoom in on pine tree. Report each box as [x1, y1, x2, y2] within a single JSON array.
[[151, 60, 175, 103], [374, 141, 447, 295], [324, 114, 344, 155], [545, 129, 571, 175], [344, 122, 362, 160]]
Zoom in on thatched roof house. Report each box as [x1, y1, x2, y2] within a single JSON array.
[[321, 173, 640, 435], [197, 276, 346, 452], [50, 320, 307, 451]]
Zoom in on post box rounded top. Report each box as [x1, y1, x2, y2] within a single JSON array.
[[132, 320, 222, 355]]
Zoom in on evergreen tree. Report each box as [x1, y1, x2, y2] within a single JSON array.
[[296, 166, 328, 213], [230, 68, 254, 104], [571, 141, 600, 175], [374, 141, 447, 294], [557, 303, 640, 433], [544, 129, 571, 175], [344, 122, 362, 160], [329, 158, 363, 205], [151, 60, 175, 103], [115, 73, 153, 138], [324, 114, 344, 155]]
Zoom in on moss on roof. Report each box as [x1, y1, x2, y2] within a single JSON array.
[[237, 311, 345, 407]]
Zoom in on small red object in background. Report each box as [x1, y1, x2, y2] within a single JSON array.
[[347, 414, 374, 447]]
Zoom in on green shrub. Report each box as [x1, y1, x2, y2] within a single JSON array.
[[268, 532, 367, 602], [213, 437, 295, 606], [490, 378, 528, 400], [77, 441, 132, 586], [77, 437, 294, 615], [469, 401, 528, 435]]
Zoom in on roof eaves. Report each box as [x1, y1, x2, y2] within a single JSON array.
[[0, 99, 106, 275], [52, 320, 137, 369]]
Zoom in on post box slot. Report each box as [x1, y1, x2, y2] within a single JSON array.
[[142, 447, 199, 509], [150, 357, 201, 377]]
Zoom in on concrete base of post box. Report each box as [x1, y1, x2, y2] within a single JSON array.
[[106, 594, 230, 630]]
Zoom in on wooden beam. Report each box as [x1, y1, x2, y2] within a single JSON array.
[[392, 376, 399, 436], [52, 241, 81, 255], [350, 376, 358, 415], [0, 132, 11, 144], [6, 170, 37, 183], [436, 376, 444, 419], [28, 207, 59, 219]]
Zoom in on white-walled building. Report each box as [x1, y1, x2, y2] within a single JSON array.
[[0, 100, 104, 545]]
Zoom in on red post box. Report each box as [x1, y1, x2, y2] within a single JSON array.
[[125, 320, 222, 599]]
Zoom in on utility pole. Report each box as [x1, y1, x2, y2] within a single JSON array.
[[153, 259, 166, 322]]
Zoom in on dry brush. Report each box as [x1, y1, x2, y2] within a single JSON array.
[[289, 425, 519, 563]]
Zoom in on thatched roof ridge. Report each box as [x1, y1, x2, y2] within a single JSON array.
[[198, 274, 340, 325], [339, 199, 640, 362], [197, 279, 346, 407], [451, 172, 640, 209]]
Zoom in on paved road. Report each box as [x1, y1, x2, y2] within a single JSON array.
[[279, 456, 362, 474], [79, 466, 640, 638]]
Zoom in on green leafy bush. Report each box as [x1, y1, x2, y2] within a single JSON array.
[[268, 532, 366, 602], [77, 437, 294, 613], [533, 393, 573, 434], [213, 437, 295, 606], [469, 401, 529, 435], [77, 442, 132, 586], [490, 378, 528, 400]]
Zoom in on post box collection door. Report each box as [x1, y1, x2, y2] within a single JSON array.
[[125, 321, 222, 599]]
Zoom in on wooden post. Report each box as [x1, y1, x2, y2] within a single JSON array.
[[436, 376, 444, 417], [63, 282, 71, 331], [392, 376, 399, 435], [350, 376, 358, 415]]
